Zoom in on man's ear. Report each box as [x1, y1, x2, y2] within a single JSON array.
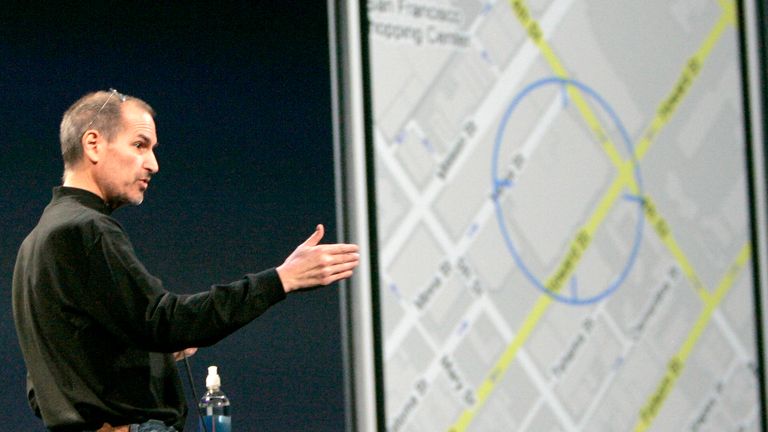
[[81, 130, 101, 164]]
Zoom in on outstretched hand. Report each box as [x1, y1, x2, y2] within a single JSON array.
[[276, 224, 360, 293]]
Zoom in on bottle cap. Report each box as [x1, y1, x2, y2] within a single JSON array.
[[206, 365, 221, 389]]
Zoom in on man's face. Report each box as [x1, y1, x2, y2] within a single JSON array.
[[94, 101, 159, 208]]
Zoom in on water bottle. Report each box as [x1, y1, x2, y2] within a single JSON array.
[[199, 365, 232, 432]]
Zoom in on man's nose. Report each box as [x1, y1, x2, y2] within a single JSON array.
[[145, 149, 159, 174]]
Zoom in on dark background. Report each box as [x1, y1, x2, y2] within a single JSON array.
[[0, 2, 346, 431]]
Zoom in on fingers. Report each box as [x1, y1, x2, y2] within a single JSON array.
[[311, 247, 359, 269], [278, 225, 360, 292], [312, 254, 360, 286], [279, 249, 359, 291], [327, 251, 360, 266], [301, 224, 325, 247], [316, 243, 359, 255], [299, 225, 358, 254], [314, 261, 359, 286], [319, 270, 356, 286], [320, 255, 360, 272]]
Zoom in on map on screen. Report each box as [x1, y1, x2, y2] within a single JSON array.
[[364, 0, 762, 430]]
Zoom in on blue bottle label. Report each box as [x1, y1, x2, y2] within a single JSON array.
[[201, 415, 231, 432]]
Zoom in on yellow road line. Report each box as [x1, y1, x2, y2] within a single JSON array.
[[642, 196, 709, 303], [635, 10, 733, 160], [716, 0, 736, 24], [634, 243, 750, 431], [631, 6, 733, 301], [451, 168, 632, 430], [449, 294, 554, 431], [513, 0, 732, 289], [547, 168, 631, 293], [511, 0, 626, 171]]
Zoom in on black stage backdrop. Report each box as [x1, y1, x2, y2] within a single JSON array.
[[0, 2, 345, 431]]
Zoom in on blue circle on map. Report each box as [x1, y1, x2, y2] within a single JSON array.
[[491, 77, 644, 305]]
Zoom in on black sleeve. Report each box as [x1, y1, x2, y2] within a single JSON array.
[[77, 218, 286, 352]]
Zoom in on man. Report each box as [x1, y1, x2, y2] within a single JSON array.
[[12, 89, 360, 432]]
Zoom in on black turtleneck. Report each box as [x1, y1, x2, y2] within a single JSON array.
[[12, 186, 285, 431]]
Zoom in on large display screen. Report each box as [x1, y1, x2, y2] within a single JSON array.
[[330, 0, 768, 430]]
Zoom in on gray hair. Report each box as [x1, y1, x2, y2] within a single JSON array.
[[59, 90, 155, 170]]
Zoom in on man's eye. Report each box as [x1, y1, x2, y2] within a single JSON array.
[[134, 142, 144, 148]]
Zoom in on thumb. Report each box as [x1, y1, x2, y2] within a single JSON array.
[[301, 224, 324, 247]]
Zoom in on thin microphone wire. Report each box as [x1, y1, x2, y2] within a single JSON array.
[[183, 354, 209, 432]]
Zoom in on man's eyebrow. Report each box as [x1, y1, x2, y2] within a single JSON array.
[[137, 133, 159, 147]]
